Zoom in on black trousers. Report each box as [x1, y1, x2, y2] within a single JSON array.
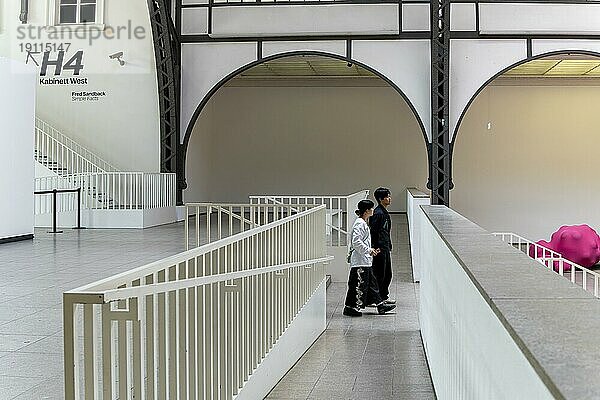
[[372, 249, 392, 300], [345, 267, 383, 311]]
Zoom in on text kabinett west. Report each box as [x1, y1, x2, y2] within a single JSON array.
[[40, 77, 88, 85]]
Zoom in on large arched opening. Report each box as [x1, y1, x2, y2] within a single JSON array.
[[452, 51, 600, 239], [183, 52, 429, 212]]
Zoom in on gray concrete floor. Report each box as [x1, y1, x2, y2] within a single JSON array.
[[0, 224, 187, 399], [266, 215, 436, 400]]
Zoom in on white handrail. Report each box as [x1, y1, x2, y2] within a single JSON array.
[[493, 232, 600, 298], [35, 117, 119, 175], [72, 172, 176, 210], [184, 202, 318, 250], [63, 204, 328, 400], [103, 257, 333, 302], [34, 176, 79, 214], [34, 172, 176, 214], [249, 190, 369, 246], [74, 204, 325, 292]]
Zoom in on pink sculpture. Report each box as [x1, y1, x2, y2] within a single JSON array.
[[529, 225, 600, 272]]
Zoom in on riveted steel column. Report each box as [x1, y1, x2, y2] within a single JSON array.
[[147, 0, 185, 205], [20, 0, 29, 23], [429, 0, 452, 205]]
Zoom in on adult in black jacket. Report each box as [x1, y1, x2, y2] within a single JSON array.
[[369, 187, 395, 303]]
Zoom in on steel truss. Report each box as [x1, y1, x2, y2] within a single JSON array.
[[429, 0, 452, 206], [147, 0, 184, 204], [171, 0, 457, 205]]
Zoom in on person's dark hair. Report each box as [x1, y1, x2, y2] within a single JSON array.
[[374, 187, 391, 203], [355, 199, 375, 217]]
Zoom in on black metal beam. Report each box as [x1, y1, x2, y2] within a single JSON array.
[[429, 0, 452, 206], [20, 0, 29, 23], [147, 0, 184, 205], [180, 32, 431, 43]]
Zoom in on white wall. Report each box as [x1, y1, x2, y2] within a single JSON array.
[[406, 188, 430, 282], [452, 83, 600, 240], [184, 84, 428, 212], [0, 0, 160, 172], [0, 57, 36, 240], [419, 206, 555, 400]]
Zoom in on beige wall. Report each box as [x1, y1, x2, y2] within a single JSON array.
[[185, 85, 428, 212], [452, 84, 600, 240]]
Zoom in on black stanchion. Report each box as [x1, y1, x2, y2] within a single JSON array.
[[34, 187, 84, 234], [73, 187, 85, 230], [48, 189, 63, 234]]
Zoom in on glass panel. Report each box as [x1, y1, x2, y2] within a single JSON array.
[[60, 0, 77, 4], [81, 0, 96, 3], [79, 4, 96, 23], [60, 5, 77, 23]]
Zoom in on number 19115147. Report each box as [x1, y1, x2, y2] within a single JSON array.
[[19, 42, 71, 53]]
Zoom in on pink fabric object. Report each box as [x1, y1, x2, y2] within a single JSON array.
[[529, 225, 600, 271]]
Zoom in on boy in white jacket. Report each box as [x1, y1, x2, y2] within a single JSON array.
[[344, 200, 396, 317]]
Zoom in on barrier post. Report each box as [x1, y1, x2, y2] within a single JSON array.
[[73, 187, 85, 230], [48, 189, 64, 234]]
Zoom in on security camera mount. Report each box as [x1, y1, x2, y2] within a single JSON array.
[[109, 52, 125, 66]]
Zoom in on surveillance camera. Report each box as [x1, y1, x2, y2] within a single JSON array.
[[347, 62, 353, 68], [109, 51, 125, 66]]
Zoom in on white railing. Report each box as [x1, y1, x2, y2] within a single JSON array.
[[494, 232, 600, 298], [63, 205, 330, 400], [34, 176, 79, 214], [34, 173, 176, 213], [35, 117, 119, 175], [184, 202, 317, 250], [249, 190, 369, 246], [73, 172, 176, 210]]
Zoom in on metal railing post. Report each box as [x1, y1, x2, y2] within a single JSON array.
[[48, 189, 64, 234], [73, 187, 84, 230]]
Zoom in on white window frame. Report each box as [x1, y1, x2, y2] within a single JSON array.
[[47, 0, 105, 28]]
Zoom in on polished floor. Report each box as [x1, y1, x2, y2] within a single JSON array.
[[0, 224, 187, 399], [266, 215, 436, 400], [0, 215, 434, 399]]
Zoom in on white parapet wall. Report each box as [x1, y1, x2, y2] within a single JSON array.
[[327, 246, 350, 283], [419, 205, 600, 399], [0, 57, 36, 242], [406, 187, 430, 282]]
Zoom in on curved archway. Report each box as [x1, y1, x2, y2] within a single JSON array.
[[183, 51, 429, 207], [182, 50, 430, 160], [451, 50, 600, 239], [452, 49, 600, 143]]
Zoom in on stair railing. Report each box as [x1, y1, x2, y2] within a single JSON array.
[[34, 172, 176, 214], [35, 117, 119, 175], [72, 172, 177, 210]]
